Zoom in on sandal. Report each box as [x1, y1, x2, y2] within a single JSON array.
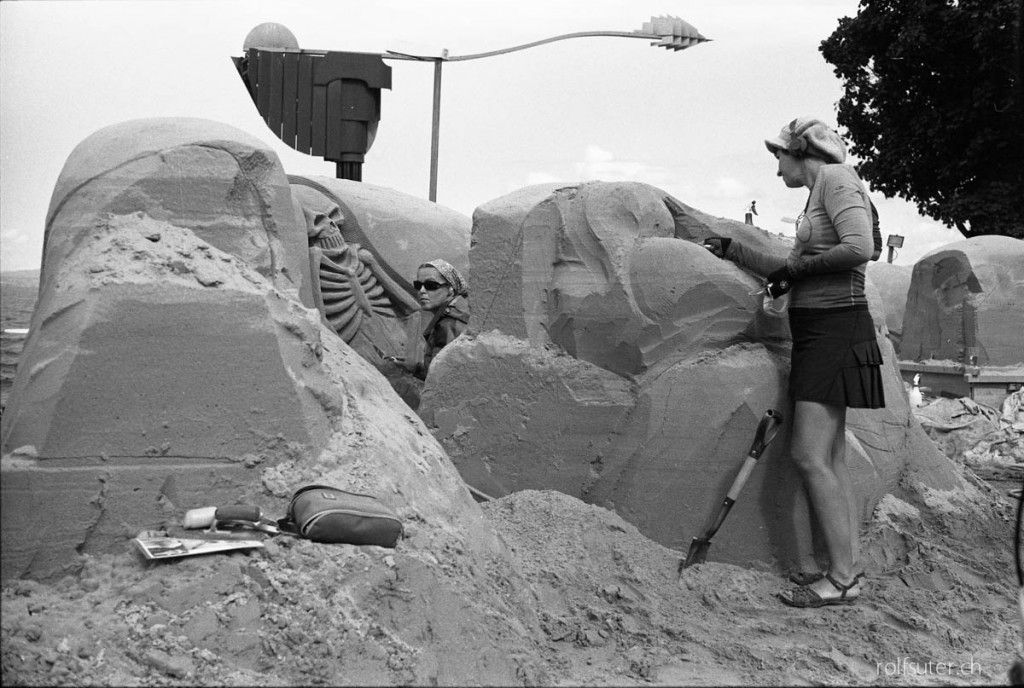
[[778, 572, 862, 608], [789, 570, 864, 586], [789, 571, 824, 586]]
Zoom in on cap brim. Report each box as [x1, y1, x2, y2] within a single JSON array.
[[765, 137, 786, 155]]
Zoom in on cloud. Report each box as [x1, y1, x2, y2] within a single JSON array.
[[709, 176, 753, 201], [521, 149, 762, 224], [574, 145, 673, 185], [0, 229, 34, 272], [525, 172, 563, 186], [517, 144, 678, 191]]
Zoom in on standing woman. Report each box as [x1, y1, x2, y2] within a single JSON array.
[[412, 259, 469, 380], [704, 117, 884, 607]]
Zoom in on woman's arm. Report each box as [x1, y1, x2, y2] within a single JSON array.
[[438, 316, 468, 346], [725, 241, 788, 278]]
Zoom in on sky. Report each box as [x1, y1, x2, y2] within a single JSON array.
[[0, 0, 963, 272]]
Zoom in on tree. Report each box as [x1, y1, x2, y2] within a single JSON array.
[[820, 0, 1023, 239]]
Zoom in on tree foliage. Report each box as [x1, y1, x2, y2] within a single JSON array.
[[820, 0, 1023, 238]]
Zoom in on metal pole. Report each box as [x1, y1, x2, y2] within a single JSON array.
[[429, 59, 442, 202], [382, 24, 708, 204]]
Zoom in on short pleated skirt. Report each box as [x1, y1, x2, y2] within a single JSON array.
[[788, 305, 885, 409]]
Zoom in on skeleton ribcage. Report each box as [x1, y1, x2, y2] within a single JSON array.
[[317, 243, 396, 342]]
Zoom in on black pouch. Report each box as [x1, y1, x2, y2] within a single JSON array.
[[277, 484, 403, 547]]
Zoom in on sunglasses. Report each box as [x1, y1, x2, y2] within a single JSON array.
[[413, 280, 447, 292]]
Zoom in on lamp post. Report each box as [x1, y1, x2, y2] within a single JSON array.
[[383, 16, 709, 202], [886, 234, 905, 263]]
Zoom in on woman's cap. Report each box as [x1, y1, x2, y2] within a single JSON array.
[[765, 117, 847, 164], [419, 259, 468, 297]]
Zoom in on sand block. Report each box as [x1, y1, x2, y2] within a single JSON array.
[[0, 457, 263, 579], [866, 261, 912, 349], [43, 117, 310, 306], [1, 213, 329, 461], [470, 182, 791, 376], [902, 235, 1024, 366], [420, 331, 635, 499], [588, 345, 807, 567], [290, 176, 471, 290], [468, 183, 566, 342], [1, 284, 323, 459]]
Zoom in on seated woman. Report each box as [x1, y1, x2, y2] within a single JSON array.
[[412, 259, 470, 380]]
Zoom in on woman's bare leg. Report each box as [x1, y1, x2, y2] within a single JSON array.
[[788, 400, 860, 597], [792, 484, 821, 575], [829, 423, 862, 571]]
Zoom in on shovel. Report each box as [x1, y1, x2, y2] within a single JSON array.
[[679, 408, 784, 572]]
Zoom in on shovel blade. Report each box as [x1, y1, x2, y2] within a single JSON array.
[[681, 536, 711, 571]]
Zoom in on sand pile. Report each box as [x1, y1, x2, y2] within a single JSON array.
[[2, 466, 1018, 686]]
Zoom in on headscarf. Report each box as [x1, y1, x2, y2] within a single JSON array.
[[420, 259, 469, 298], [764, 117, 847, 164]]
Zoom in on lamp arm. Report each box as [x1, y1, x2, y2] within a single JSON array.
[[385, 31, 661, 63]]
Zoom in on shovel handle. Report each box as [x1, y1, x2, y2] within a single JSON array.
[[724, 409, 783, 501], [748, 409, 783, 459], [182, 506, 217, 529], [701, 409, 785, 531], [682, 409, 784, 571]]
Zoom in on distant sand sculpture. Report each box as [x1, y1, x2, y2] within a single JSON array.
[[901, 236, 1024, 369]]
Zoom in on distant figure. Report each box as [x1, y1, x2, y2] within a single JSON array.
[[745, 200, 758, 225], [908, 373, 924, 407], [413, 259, 470, 380]]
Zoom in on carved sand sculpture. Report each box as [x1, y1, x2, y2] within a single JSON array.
[[864, 261, 912, 352], [0, 118, 968, 585], [901, 236, 1024, 369], [288, 175, 470, 363], [295, 178, 417, 344], [0, 119, 479, 582], [419, 181, 963, 569]]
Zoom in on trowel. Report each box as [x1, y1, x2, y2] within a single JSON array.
[[183, 505, 284, 536], [679, 408, 784, 572]]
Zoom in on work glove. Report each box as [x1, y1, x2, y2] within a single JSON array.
[[766, 265, 795, 299], [702, 237, 732, 259]]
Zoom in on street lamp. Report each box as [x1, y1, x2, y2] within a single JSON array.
[[383, 16, 709, 202], [233, 24, 392, 182], [886, 234, 905, 264]]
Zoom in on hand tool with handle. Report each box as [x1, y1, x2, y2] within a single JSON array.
[[679, 408, 784, 572], [183, 505, 284, 535]]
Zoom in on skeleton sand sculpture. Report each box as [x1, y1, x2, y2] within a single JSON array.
[[1, 118, 964, 582]]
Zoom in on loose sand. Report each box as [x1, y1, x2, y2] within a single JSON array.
[[1, 457, 1019, 686]]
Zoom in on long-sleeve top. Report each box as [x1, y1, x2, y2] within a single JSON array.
[[727, 164, 874, 309], [415, 296, 470, 379]]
